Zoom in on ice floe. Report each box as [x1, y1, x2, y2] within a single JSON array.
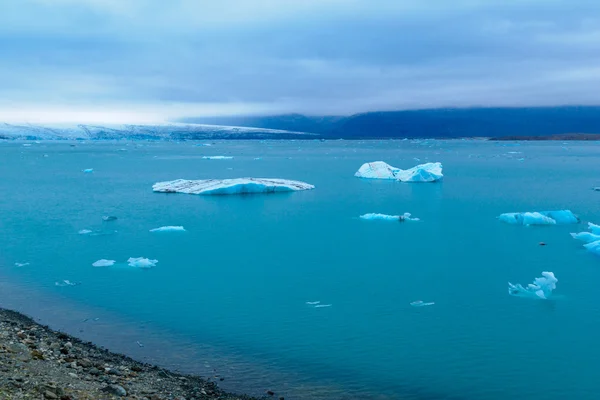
[[127, 257, 158, 268], [508, 271, 557, 299], [202, 156, 232, 160], [571, 223, 600, 257], [410, 300, 435, 307], [498, 210, 579, 226], [149, 226, 186, 232], [55, 280, 80, 287], [92, 259, 116, 267], [153, 178, 314, 195], [355, 161, 443, 182], [360, 212, 420, 222]]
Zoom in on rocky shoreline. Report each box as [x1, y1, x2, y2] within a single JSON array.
[[0, 308, 268, 400]]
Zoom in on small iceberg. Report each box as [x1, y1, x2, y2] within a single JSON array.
[[202, 156, 233, 160], [571, 223, 600, 257], [410, 300, 435, 307], [508, 271, 557, 299], [498, 210, 579, 226], [149, 226, 186, 233], [355, 161, 443, 182], [55, 280, 80, 287], [153, 178, 314, 195], [314, 304, 332, 308], [306, 301, 321, 305], [92, 259, 116, 267], [102, 216, 118, 221], [127, 257, 158, 268], [360, 213, 420, 222], [83, 168, 94, 173], [14, 262, 29, 267], [78, 229, 93, 235]]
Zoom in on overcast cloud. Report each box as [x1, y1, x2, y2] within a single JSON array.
[[1, 0, 600, 123]]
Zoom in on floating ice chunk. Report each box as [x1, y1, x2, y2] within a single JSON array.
[[92, 259, 115, 267], [78, 229, 117, 236], [593, 187, 600, 191], [354, 161, 443, 182], [314, 304, 332, 308], [589, 222, 600, 235], [508, 271, 557, 299], [55, 280, 79, 287], [202, 156, 232, 160], [102, 216, 117, 221], [360, 213, 420, 222], [23, 143, 32, 147], [149, 226, 186, 232], [83, 168, 93, 173], [498, 210, 579, 226], [354, 161, 400, 180], [14, 262, 29, 267], [78, 229, 93, 235], [410, 300, 435, 307], [153, 178, 314, 195], [196, 143, 212, 146], [254, 157, 262, 160], [584, 240, 600, 256], [306, 301, 320, 305], [127, 257, 158, 268], [570, 232, 600, 243]]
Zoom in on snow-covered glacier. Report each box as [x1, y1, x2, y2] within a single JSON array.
[[355, 161, 443, 182], [498, 210, 579, 225], [508, 271, 557, 299], [153, 178, 315, 195], [0, 122, 315, 141]]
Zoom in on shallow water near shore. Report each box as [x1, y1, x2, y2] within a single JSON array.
[[2, 139, 600, 399]]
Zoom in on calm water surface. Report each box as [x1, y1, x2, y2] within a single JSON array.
[[1, 139, 600, 399]]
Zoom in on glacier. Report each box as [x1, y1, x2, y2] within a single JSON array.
[[127, 257, 158, 268], [149, 226, 186, 232], [153, 178, 314, 195], [92, 259, 116, 267], [508, 271, 557, 299], [498, 210, 579, 226], [360, 213, 420, 222], [354, 161, 443, 182]]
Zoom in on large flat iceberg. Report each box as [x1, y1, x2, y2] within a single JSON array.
[[508, 271, 557, 299], [360, 213, 420, 222], [355, 161, 443, 182], [153, 178, 314, 195], [498, 210, 579, 226]]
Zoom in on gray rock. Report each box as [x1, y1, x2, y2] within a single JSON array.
[[44, 390, 58, 399], [102, 384, 127, 397], [88, 367, 101, 376]]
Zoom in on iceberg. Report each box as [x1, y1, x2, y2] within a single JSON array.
[[153, 178, 314, 195], [589, 222, 600, 235], [102, 216, 118, 221], [410, 300, 435, 307], [92, 259, 116, 267], [355, 161, 443, 182], [570, 232, 600, 244], [127, 257, 158, 268], [593, 187, 600, 191], [83, 168, 93, 173], [498, 210, 579, 226], [584, 240, 600, 256], [360, 213, 420, 222], [508, 271, 557, 299], [149, 226, 186, 232], [14, 262, 29, 267], [571, 223, 600, 256], [78, 229, 93, 235], [55, 280, 79, 287], [202, 156, 232, 160]]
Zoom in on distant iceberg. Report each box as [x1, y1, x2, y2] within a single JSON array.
[[410, 300, 435, 307], [102, 215, 117, 221], [83, 168, 93, 173], [570, 231, 600, 244], [498, 210, 579, 226], [14, 262, 29, 267], [355, 161, 443, 182], [55, 280, 79, 287], [127, 257, 158, 268], [202, 156, 232, 160], [360, 213, 420, 222], [78, 229, 93, 235], [153, 178, 314, 195], [508, 271, 557, 299], [150, 226, 186, 232], [92, 259, 116, 267]]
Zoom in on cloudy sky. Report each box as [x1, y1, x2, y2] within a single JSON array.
[[1, 0, 600, 123]]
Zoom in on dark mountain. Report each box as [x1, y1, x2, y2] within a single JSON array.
[[179, 106, 600, 139]]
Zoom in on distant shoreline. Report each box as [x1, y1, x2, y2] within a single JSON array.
[[0, 307, 264, 400], [488, 134, 600, 141]]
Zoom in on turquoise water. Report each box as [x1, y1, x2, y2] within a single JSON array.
[[1, 139, 600, 399]]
